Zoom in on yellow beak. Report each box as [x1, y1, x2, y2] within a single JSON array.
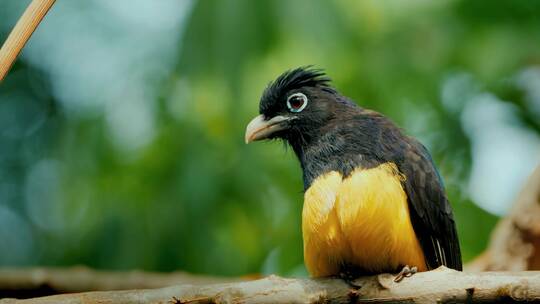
[[245, 114, 292, 144]]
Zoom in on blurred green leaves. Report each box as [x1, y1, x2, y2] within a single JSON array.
[[1, 0, 539, 276]]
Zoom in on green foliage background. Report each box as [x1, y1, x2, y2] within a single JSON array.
[[1, 0, 539, 277]]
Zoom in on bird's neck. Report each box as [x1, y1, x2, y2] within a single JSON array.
[[289, 111, 391, 191], [287, 122, 356, 191]]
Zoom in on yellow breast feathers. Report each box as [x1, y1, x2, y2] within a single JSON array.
[[302, 162, 427, 277]]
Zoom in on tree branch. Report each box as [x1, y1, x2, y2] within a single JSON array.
[[0, 267, 539, 304], [0, 0, 56, 81]]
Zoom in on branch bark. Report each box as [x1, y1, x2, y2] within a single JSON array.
[[0, 267, 539, 304], [0, 0, 56, 81]]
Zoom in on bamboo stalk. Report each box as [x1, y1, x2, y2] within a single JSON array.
[[0, 0, 56, 82]]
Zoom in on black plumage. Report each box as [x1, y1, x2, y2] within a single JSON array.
[[254, 66, 462, 271]]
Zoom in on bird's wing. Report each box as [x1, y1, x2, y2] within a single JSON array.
[[398, 140, 462, 271]]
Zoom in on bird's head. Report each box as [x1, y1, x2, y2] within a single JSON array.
[[245, 67, 346, 148]]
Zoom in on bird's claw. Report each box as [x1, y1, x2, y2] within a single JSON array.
[[394, 265, 417, 282], [339, 271, 362, 289]]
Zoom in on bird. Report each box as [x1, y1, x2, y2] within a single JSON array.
[[244, 67, 462, 280]]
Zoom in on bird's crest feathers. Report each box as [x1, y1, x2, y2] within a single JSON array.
[[260, 66, 335, 114]]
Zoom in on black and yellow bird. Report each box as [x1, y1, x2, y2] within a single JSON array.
[[245, 67, 462, 279]]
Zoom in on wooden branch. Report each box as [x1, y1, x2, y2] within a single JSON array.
[[0, 266, 244, 299], [467, 164, 540, 271], [0, 267, 539, 304], [0, 0, 56, 81]]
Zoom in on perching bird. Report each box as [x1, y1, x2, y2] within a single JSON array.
[[245, 67, 462, 280]]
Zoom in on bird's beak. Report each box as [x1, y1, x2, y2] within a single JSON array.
[[245, 114, 293, 144]]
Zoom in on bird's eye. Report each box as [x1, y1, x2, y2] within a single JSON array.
[[286, 93, 308, 113]]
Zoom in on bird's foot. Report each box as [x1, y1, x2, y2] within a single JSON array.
[[339, 271, 362, 289], [393, 265, 417, 282]]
